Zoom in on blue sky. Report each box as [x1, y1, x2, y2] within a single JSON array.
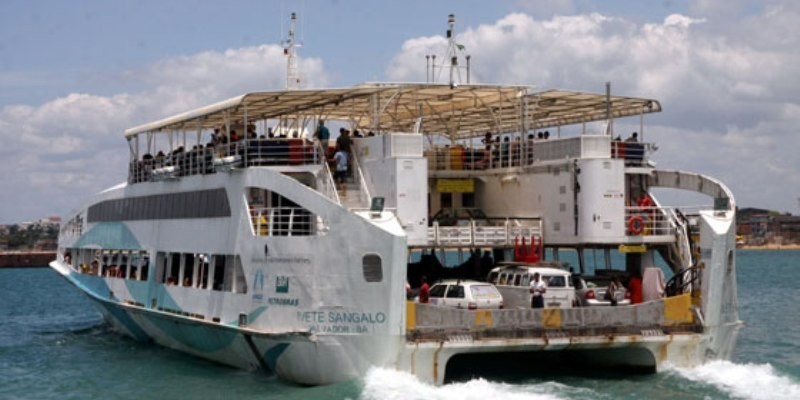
[[1, 0, 799, 222]]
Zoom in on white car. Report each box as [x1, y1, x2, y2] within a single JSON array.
[[427, 280, 504, 310], [487, 264, 577, 308]]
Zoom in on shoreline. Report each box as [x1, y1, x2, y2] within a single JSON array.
[[738, 244, 800, 251]]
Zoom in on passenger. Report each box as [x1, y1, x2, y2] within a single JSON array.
[[352, 129, 363, 138], [313, 119, 331, 151], [628, 273, 643, 304], [625, 132, 638, 142], [606, 277, 624, 306], [526, 133, 535, 164], [367, 131, 376, 137], [543, 130, 550, 140], [537, 131, 544, 140], [332, 145, 349, 196], [418, 276, 430, 304], [501, 136, 510, 167], [336, 127, 352, 155], [529, 272, 547, 309]]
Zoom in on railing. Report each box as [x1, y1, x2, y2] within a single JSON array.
[[319, 155, 341, 205], [407, 293, 699, 341], [425, 136, 654, 173], [427, 219, 543, 247], [349, 148, 372, 209], [624, 206, 675, 237], [129, 139, 324, 184], [250, 207, 317, 236]]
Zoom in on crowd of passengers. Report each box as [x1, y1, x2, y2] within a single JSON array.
[[130, 121, 378, 183], [430, 131, 645, 170]]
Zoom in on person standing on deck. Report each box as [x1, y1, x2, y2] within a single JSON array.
[[529, 272, 547, 308], [418, 276, 430, 304], [333, 145, 349, 196], [314, 119, 330, 154]]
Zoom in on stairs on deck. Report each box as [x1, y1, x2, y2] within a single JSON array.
[[337, 179, 365, 210]]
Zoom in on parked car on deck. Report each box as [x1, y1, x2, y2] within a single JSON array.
[[427, 280, 504, 310], [574, 277, 631, 307], [487, 263, 576, 308]]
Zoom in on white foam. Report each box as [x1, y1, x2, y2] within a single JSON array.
[[359, 367, 576, 400], [672, 360, 800, 400]]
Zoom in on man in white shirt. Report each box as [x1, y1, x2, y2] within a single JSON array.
[[529, 272, 547, 309]]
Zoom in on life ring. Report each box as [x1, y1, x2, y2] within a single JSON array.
[[628, 215, 645, 235]]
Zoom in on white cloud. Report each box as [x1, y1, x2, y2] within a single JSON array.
[[386, 8, 800, 213], [0, 44, 329, 222]]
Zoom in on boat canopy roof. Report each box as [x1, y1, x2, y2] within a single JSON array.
[[124, 83, 661, 140]]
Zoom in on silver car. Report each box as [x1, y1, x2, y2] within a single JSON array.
[[575, 277, 631, 307]]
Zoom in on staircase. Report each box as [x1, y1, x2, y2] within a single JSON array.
[[338, 178, 365, 209]]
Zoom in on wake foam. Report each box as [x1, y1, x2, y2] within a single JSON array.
[[672, 360, 800, 400], [360, 367, 580, 400]]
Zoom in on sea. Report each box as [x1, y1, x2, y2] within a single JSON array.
[[1, 249, 798, 400]]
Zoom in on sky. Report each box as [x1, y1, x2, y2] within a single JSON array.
[[1, 0, 798, 223]]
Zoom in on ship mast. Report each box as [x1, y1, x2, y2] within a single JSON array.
[[426, 14, 471, 87], [283, 12, 302, 90]]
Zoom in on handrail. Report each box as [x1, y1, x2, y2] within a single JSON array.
[[319, 147, 341, 205], [427, 218, 543, 247], [350, 147, 372, 208], [128, 138, 324, 184]]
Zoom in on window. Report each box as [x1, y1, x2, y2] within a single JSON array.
[[446, 285, 465, 298], [429, 285, 447, 298], [362, 254, 383, 282], [546, 275, 566, 288], [87, 188, 230, 222]]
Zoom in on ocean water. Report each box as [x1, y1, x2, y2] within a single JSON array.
[[1, 250, 798, 400]]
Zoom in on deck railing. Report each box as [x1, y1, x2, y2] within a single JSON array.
[[129, 139, 324, 184], [425, 136, 653, 172], [427, 219, 543, 247], [250, 206, 318, 236], [624, 206, 675, 237]]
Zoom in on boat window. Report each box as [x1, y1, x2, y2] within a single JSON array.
[[521, 274, 530, 286], [362, 254, 383, 283], [87, 188, 230, 222], [513, 274, 522, 286], [487, 272, 498, 284]]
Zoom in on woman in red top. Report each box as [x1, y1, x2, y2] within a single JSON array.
[[418, 276, 430, 303]]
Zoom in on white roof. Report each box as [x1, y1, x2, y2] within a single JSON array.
[[124, 83, 661, 140]]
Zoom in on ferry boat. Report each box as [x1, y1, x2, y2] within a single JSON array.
[[50, 17, 740, 386]]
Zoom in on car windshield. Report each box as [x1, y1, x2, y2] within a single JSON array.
[[470, 284, 500, 298]]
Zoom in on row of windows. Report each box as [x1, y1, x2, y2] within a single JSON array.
[[65, 248, 150, 281], [87, 188, 230, 222], [155, 252, 247, 294]]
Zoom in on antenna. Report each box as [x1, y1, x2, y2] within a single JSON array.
[[425, 14, 471, 86], [283, 12, 303, 90]]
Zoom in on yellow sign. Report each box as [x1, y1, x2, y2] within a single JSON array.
[[618, 244, 647, 253], [437, 179, 474, 193]]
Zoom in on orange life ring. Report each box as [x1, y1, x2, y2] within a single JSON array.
[[628, 215, 645, 235]]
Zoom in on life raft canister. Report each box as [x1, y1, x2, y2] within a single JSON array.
[[628, 215, 645, 235]]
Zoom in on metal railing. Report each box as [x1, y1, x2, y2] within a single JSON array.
[[250, 207, 317, 236], [624, 206, 675, 237], [349, 148, 372, 209], [427, 219, 543, 247], [425, 137, 654, 173], [129, 139, 324, 184]]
